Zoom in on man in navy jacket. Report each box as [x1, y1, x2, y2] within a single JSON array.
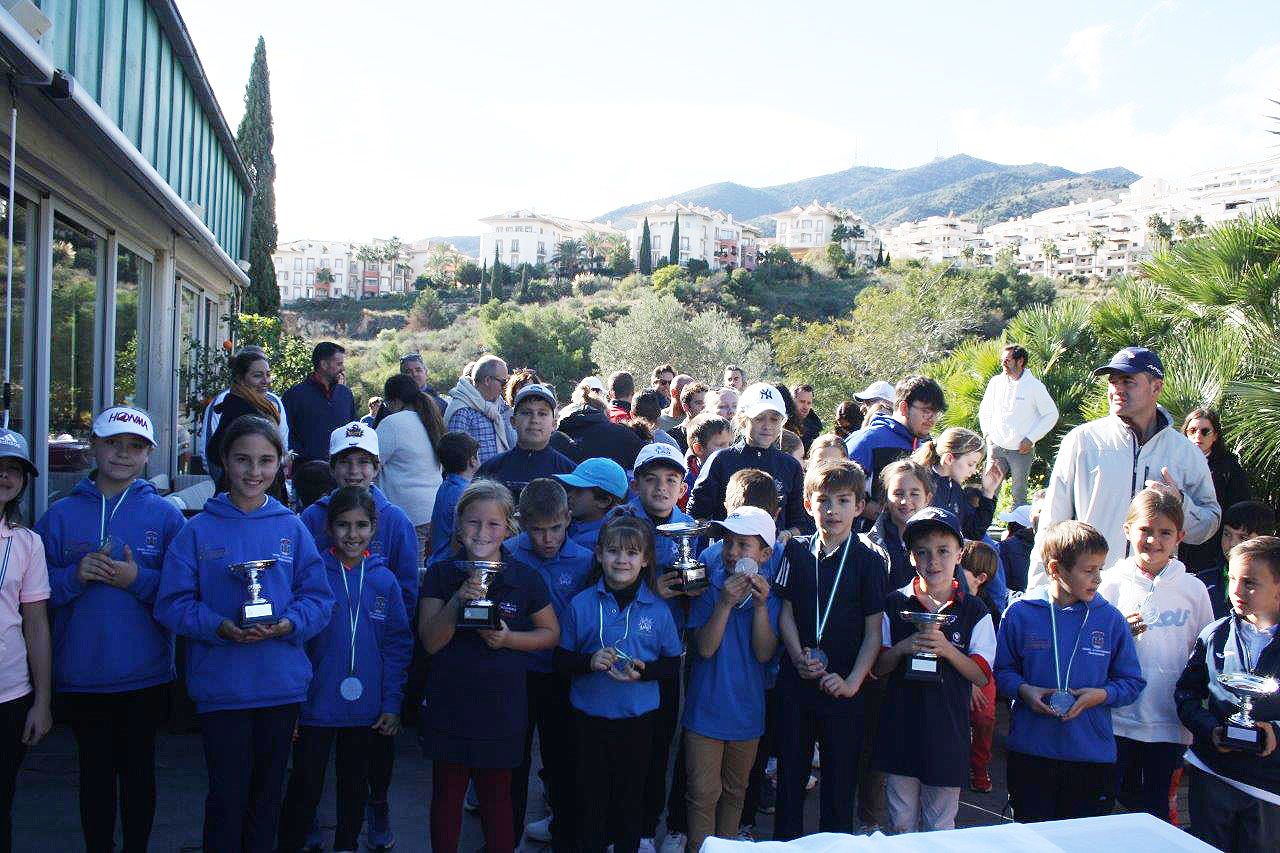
[[283, 341, 357, 464]]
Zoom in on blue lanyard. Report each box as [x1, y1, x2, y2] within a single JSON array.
[[812, 535, 853, 645]]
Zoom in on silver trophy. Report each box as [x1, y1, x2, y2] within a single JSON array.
[[229, 560, 279, 627], [900, 610, 957, 684], [657, 521, 710, 593], [455, 560, 503, 629], [1218, 672, 1280, 752]]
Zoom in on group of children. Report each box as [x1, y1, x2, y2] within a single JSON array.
[[2, 376, 1279, 853]]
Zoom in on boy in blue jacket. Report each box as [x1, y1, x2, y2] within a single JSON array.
[[428, 430, 481, 567], [555, 457, 629, 553], [476, 384, 575, 503], [994, 519, 1145, 823], [1176, 535, 1280, 851], [36, 406, 185, 853], [279, 487, 412, 853], [506, 479, 594, 849]]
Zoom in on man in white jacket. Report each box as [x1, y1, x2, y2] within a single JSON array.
[[1027, 347, 1220, 588], [978, 343, 1059, 506]]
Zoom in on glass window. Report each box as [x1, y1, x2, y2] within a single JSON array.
[[293, 258, 301, 271], [277, 271, 287, 285], [293, 272, 301, 284], [114, 247, 151, 408], [320, 257, 329, 268], [0, 191, 32, 443], [511, 239, 520, 252], [306, 257, 316, 271], [50, 214, 102, 494], [334, 274, 343, 285], [306, 272, 315, 285]]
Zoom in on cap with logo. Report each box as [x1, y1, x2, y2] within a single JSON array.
[[0, 428, 36, 477], [92, 406, 157, 446], [512, 383, 557, 411], [711, 506, 777, 548], [633, 442, 688, 475], [329, 421, 380, 460], [854, 380, 896, 403], [1000, 505, 1033, 529], [1092, 346, 1164, 379], [903, 506, 964, 549], [739, 382, 787, 420], [553, 457, 629, 500]]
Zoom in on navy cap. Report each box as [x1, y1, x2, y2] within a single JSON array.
[[903, 506, 963, 547], [1092, 346, 1164, 379]]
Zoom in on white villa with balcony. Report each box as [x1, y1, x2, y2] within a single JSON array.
[[478, 210, 622, 269], [624, 202, 761, 270], [771, 201, 879, 265]]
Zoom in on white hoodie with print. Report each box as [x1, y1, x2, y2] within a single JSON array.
[[1098, 556, 1214, 745]]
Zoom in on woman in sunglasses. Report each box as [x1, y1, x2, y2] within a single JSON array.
[[1179, 408, 1252, 571]]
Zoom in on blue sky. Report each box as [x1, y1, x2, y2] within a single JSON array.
[[180, 0, 1280, 240]]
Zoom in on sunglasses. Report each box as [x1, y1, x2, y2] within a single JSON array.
[[1184, 427, 1214, 437]]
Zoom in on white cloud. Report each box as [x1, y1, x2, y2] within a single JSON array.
[[1132, 0, 1178, 42], [1051, 24, 1112, 91]]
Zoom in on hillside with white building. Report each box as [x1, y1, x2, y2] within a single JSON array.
[[623, 202, 762, 270]]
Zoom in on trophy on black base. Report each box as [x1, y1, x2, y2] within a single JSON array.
[[900, 610, 957, 684], [230, 560, 279, 627], [657, 521, 710, 594], [455, 560, 503, 629], [1219, 672, 1280, 752]]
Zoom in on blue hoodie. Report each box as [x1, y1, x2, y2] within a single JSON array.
[[994, 588, 1145, 763], [301, 485, 420, 618], [844, 413, 921, 492], [37, 477, 186, 693], [155, 494, 335, 713], [503, 532, 593, 672], [301, 551, 412, 727], [569, 516, 608, 553], [428, 474, 469, 566]]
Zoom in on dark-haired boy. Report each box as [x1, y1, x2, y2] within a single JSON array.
[[506, 479, 594, 850], [477, 384, 575, 503], [1176, 536, 1280, 851], [844, 375, 945, 496], [774, 460, 885, 838], [554, 458, 629, 552], [428, 431, 481, 566], [681, 414, 733, 511], [1195, 501, 1277, 619], [607, 371, 635, 423]]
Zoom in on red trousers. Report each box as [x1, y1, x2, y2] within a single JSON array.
[[430, 762, 514, 853], [969, 656, 996, 779]]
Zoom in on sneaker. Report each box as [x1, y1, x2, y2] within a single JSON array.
[[971, 772, 993, 794], [639, 837, 658, 853], [758, 776, 777, 814], [658, 831, 685, 853], [736, 826, 756, 842], [525, 815, 553, 843], [464, 780, 480, 813], [366, 800, 396, 850]]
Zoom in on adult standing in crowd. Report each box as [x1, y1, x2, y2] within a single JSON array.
[[977, 344, 1059, 507], [722, 364, 745, 393], [282, 341, 356, 465], [791, 384, 822, 452], [606, 371, 635, 423], [1028, 347, 1220, 587], [376, 374, 445, 555], [658, 374, 694, 433], [1178, 407, 1252, 571], [845, 376, 945, 492], [399, 352, 448, 417], [443, 354, 511, 465], [669, 381, 708, 452], [853, 380, 895, 428], [203, 347, 290, 484], [650, 363, 676, 410], [557, 386, 647, 470]]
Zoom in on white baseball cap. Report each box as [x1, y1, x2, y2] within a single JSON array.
[[582, 375, 606, 394], [92, 406, 156, 446], [1000, 505, 1033, 529], [329, 421, 380, 460], [854, 380, 895, 403], [711, 506, 777, 548], [633, 441, 688, 475], [739, 383, 787, 419]]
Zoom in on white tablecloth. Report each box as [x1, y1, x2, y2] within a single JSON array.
[[700, 813, 1217, 853]]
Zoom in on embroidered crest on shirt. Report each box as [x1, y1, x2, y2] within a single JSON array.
[[638, 616, 654, 634]]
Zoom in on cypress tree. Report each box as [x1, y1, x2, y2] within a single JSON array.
[[480, 258, 487, 303], [884, 251, 891, 266], [638, 217, 652, 275], [235, 37, 279, 314], [875, 245, 884, 266], [669, 212, 680, 267], [491, 246, 502, 300]]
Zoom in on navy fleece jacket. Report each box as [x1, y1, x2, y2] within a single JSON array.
[[37, 477, 186, 693], [155, 494, 335, 712]]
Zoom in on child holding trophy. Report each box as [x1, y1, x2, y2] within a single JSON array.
[[554, 515, 682, 853], [277, 486, 412, 853], [155, 415, 334, 853], [418, 480, 558, 853], [993, 520, 1144, 823], [1098, 486, 1213, 820], [1176, 535, 1280, 851], [36, 407, 185, 853], [872, 508, 994, 833]]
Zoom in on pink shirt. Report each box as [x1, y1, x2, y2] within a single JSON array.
[[0, 521, 49, 703]]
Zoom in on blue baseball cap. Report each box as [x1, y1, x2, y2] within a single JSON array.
[[903, 506, 963, 548], [554, 458, 628, 500], [0, 428, 37, 477], [1092, 346, 1164, 379]]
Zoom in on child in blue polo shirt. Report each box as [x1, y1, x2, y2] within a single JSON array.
[[774, 460, 886, 839], [872, 508, 995, 833], [477, 384, 576, 503], [684, 506, 779, 852], [35, 406, 185, 853], [505, 479, 594, 849], [278, 487, 412, 853], [428, 431, 481, 566], [555, 515, 682, 853], [155, 415, 334, 853], [419, 479, 559, 853], [554, 457, 629, 552], [994, 520, 1145, 823]]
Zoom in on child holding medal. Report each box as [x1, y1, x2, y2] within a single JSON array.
[[278, 486, 411, 853], [994, 520, 1144, 823], [774, 460, 885, 839]]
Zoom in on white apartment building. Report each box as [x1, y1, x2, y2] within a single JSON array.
[[771, 201, 880, 265], [625, 202, 761, 271], [478, 211, 623, 269], [274, 236, 415, 304], [881, 213, 983, 264]]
